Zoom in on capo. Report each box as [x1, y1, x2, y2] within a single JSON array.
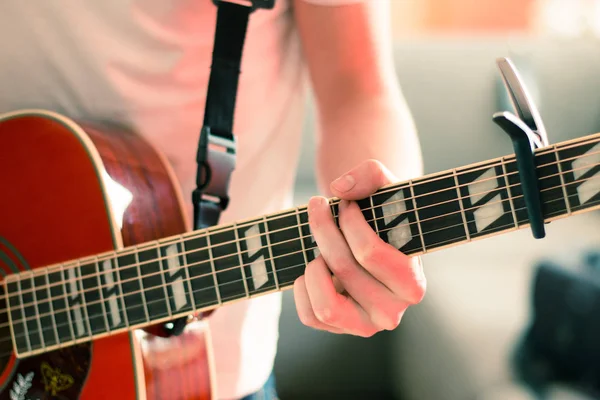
[[493, 57, 549, 239]]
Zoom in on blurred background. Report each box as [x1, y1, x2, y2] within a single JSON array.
[[274, 0, 600, 399]]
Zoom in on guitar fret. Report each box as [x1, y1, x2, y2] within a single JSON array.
[[114, 258, 131, 328], [76, 262, 94, 337], [115, 250, 147, 326], [371, 184, 421, 254], [501, 158, 519, 228], [233, 223, 251, 298], [18, 278, 32, 352], [32, 270, 58, 347], [503, 159, 530, 226], [457, 162, 514, 239], [43, 270, 60, 346], [94, 260, 111, 333], [134, 251, 150, 323], [554, 146, 572, 216], [409, 182, 427, 252], [179, 241, 198, 312], [331, 202, 340, 228], [6, 280, 27, 355], [157, 249, 173, 318], [369, 196, 379, 235], [18, 274, 42, 351], [183, 234, 220, 310], [237, 219, 276, 295], [58, 265, 75, 342], [63, 264, 88, 339], [265, 211, 305, 288], [557, 139, 600, 212], [96, 257, 121, 331], [138, 245, 171, 320], [413, 174, 467, 251], [263, 216, 280, 291], [298, 209, 319, 263], [80, 260, 107, 335], [210, 226, 248, 302], [452, 169, 470, 242], [295, 208, 309, 268], [206, 234, 222, 305], [29, 274, 45, 350], [50, 265, 74, 344], [99, 257, 124, 330], [535, 151, 568, 219], [160, 241, 194, 314]]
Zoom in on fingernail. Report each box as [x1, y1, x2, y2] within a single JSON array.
[[308, 196, 326, 211], [331, 174, 355, 193]]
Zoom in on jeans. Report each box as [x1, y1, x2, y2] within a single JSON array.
[[240, 373, 278, 400]]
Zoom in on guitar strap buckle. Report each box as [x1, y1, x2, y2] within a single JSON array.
[[163, 0, 269, 336], [193, 126, 237, 229]]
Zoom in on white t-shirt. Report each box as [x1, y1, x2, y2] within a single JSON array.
[[0, 0, 358, 398]]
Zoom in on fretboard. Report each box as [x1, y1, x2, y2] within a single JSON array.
[[6, 133, 600, 358]]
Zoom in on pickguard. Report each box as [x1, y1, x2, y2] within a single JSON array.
[[0, 238, 91, 400], [0, 345, 91, 400]]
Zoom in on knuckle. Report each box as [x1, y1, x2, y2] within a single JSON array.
[[365, 158, 383, 173], [372, 308, 404, 331], [357, 328, 378, 338], [305, 255, 325, 279], [408, 258, 427, 304], [381, 316, 400, 331], [314, 306, 338, 325], [304, 257, 318, 275], [365, 159, 386, 183], [330, 256, 356, 281], [408, 279, 427, 305], [338, 203, 355, 229], [298, 311, 319, 327], [356, 243, 381, 267]]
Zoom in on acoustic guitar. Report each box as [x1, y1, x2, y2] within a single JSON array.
[[0, 109, 599, 399]]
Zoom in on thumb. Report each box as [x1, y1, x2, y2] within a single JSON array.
[[330, 159, 397, 200]]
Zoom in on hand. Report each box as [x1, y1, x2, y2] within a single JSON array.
[[293, 160, 426, 337]]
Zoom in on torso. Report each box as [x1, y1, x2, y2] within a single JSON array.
[[0, 1, 307, 397]]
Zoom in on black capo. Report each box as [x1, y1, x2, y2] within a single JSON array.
[[493, 57, 550, 239]]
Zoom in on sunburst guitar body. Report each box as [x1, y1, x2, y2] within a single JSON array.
[[0, 110, 215, 400]]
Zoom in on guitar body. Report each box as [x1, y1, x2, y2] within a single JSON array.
[[0, 110, 215, 399]]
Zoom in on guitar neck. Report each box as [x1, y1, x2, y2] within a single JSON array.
[[6, 132, 600, 358]]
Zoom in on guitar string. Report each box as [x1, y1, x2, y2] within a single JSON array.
[[178, 142, 600, 244], [1, 195, 599, 356], [29, 143, 600, 281], [1, 134, 598, 353], [2, 184, 599, 350], [5, 151, 594, 311], [5, 141, 598, 301], [3, 161, 600, 310], [2, 137, 600, 328]]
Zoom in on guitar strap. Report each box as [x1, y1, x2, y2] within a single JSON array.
[[163, 0, 275, 336]]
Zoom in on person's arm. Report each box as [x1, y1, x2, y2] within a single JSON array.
[[294, 0, 423, 191], [292, 0, 426, 337]]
